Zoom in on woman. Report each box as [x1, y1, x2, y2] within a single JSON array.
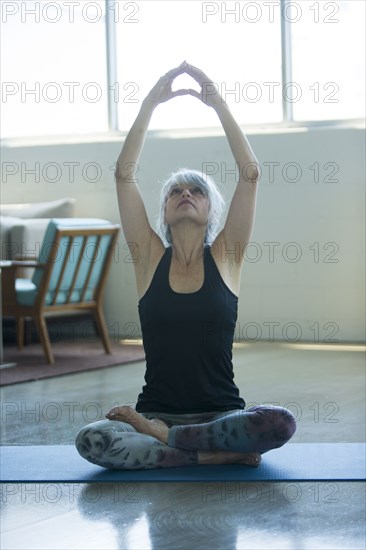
[[76, 62, 296, 470]]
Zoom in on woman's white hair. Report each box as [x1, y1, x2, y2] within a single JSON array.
[[156, 168, 226, 246]]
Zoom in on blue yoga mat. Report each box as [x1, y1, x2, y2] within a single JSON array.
[[1, 444, 365, 482]]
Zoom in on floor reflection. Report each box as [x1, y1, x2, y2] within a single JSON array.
[[77, 482, 306, 550]]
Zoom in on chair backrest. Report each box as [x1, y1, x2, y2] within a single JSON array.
[[32, 218, 119, 306]]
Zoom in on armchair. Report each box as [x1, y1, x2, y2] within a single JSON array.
[[1, 218, 120, 364]]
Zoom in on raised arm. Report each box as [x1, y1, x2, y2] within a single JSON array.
[[184, 63, 260, 264], [115, 62, 189, 265]]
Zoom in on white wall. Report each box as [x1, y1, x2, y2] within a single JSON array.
[[1, 125, 365, 342]]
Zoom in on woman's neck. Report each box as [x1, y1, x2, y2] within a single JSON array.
[[170, 236, 205, 268]]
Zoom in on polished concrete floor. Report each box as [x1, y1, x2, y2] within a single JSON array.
[[1, 341, 365, 550]]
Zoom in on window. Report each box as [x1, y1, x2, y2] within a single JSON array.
[[115, 0, 282, 130], [290, 0, 365, 121], [1, 0, 108, 139], [0, 0, 364, 139]]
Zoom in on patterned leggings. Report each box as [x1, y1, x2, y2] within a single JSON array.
[[75, 405, 296, 470]]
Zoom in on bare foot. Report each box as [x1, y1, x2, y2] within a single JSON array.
[[198, 450, 261, 467], [106, 405, 169, 444]]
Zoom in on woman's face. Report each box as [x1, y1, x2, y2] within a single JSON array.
[[164, 183, 210, 230]]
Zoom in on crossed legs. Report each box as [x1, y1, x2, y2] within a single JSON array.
[[75, 405, 296, 470]]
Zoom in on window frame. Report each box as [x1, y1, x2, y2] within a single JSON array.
[[1, 0, 364, 146], [104, 0, 365, 134]]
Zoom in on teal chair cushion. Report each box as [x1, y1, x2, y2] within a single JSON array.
[[16, 278, 95, 306], [17, 218, 115, 307], [15, 278, 37, 306]]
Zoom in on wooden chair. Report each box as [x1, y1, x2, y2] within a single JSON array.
[[1, 218, 120, 364]]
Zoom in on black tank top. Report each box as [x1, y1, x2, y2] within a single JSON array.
[[136, 245, 245, 413]]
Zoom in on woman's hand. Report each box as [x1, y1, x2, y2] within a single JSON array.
[[183, 62, 226, 110], [142, 61, 224, 111], [143, 61, 191, 109]]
